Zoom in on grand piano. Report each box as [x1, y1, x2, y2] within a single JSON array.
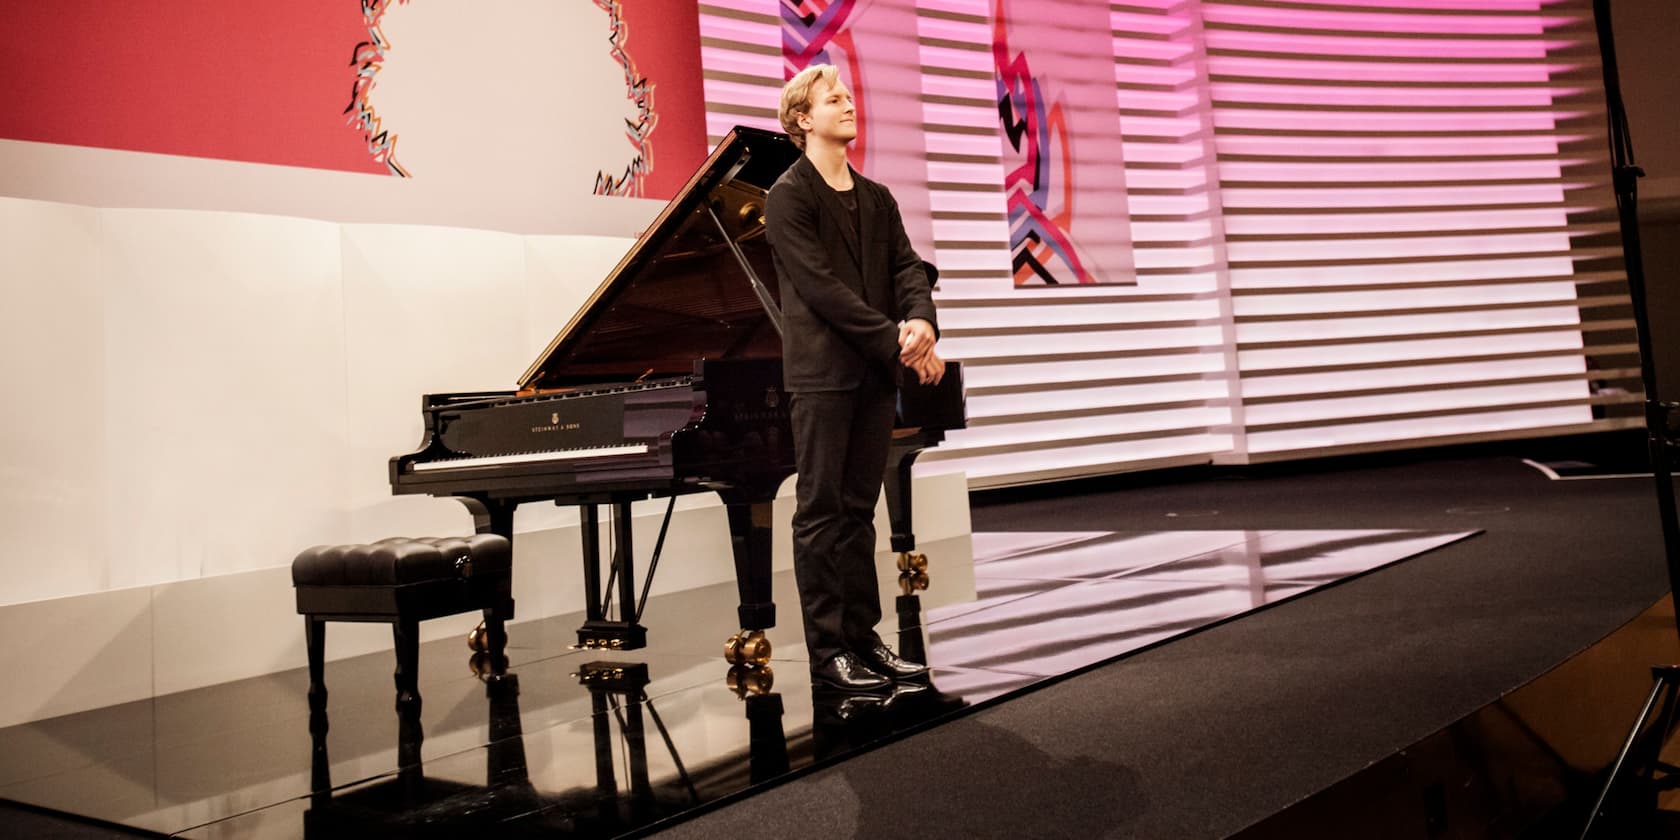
[[389, 126, 964, 661]]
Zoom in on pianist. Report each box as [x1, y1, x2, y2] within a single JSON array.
[[765, 64, 947, 692]]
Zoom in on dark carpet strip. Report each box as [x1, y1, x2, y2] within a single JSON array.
[[0, 799, 166, 840], [655, 437, 1673, 839]]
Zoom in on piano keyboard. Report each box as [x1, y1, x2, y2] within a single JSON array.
[[410, 443, 652, 472]]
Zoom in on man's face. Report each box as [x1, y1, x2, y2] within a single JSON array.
[[800, 77, 856, 146]]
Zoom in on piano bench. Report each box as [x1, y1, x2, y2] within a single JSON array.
[[291, 535, 516, 718]]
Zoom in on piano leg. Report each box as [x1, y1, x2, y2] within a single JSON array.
[[884, 441, 933, 665], [883, 439, 930, 565], [746, 692, 790, 783], [457, 496, 515, 653], [721, 489, 776, 667], [896, 583, 930, 666]]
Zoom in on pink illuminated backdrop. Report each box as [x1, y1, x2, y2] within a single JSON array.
[[0, 0, 1625, 487], [697, 0, 1632, 484]]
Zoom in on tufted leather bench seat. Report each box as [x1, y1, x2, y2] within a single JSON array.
[[292, 534, 515, 718]]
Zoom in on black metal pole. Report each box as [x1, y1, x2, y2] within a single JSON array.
[[1580, 3, 1680, 835], [1592, 0, 1680, 644], [1581, 673, 1668, 840]]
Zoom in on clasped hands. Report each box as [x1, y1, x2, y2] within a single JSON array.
[[898, 318, 944, 385]]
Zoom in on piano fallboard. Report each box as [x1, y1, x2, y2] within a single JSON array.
[[390, 358, 794, 502], [428, 379, 690, 458], [389, 358, 964, 505]]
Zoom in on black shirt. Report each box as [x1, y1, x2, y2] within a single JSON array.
[[832, 185, 859, 247]]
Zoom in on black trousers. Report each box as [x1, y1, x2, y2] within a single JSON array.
[[789, 385, 897, 666]]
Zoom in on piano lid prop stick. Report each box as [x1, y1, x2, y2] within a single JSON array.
[[705, 202, 785, 337]]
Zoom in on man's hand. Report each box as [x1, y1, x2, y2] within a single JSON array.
[[908, 350, 945, 386], [899, 318, 936, 364]]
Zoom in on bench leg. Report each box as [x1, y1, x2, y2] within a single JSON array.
[[393, 618, 421, 718], [397, 702, 425, 779], [481, 606, 508, 657], [305, 617, 328, 730]]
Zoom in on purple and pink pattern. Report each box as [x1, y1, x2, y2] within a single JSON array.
[[992, 3, 1093, 286], [780, 0, 870, 166]]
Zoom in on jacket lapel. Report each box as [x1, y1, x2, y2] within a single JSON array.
[[855, 169, 876, 278]]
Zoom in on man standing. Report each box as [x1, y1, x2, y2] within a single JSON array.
[[764, 64, 947, 691]]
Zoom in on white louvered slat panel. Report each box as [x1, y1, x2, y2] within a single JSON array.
[[1243, 356, 1613, 399], [1206, 0, 1632, 460], [684, 0, 1629, 487], [904, 0, 1235, 487], [1246, 381, 1607, 427], [927, 433, 1235, 485], [699, 2, 783, 144], [1234, 306, 1591, 345], [1245, 407, 1600, 457]]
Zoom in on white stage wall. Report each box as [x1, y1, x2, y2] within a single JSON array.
[[4, 0, 1675, 724], [1, 196, 630, 604]]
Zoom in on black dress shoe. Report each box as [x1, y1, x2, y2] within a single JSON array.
[[811, 652, 892, 692], [822, 692, 889, 722], [857, 643, 929, 680]]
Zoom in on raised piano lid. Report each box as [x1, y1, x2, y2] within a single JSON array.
[[518, 126, 803, 391]]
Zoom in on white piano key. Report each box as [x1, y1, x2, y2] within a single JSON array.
[[410, 443, 651, 472]]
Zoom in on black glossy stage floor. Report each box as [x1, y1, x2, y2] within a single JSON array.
[[2, 439, 1671, 839]]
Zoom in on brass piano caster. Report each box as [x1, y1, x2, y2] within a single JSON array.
[[723, 630, 772, 667], [726, 664, 775, 698], [896, 552, 928, 574], [469, 651, 509, 681], [467, 622, 489, 652], [899, 570, 930, 595]]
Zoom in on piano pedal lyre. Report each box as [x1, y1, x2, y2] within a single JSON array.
[[723, 630, 772, 667], [467, 621, 489, 652]]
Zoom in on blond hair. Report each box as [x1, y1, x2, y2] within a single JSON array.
[[778, 64, 840, 150]]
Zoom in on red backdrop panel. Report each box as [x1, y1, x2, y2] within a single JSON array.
[[0, 0, 385, 174], [618, 1, 707, 199]]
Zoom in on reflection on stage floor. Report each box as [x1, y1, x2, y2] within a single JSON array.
[[0, 528, 1473, 839]]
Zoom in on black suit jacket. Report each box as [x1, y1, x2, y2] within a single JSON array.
[[764, 155, 939, 393]]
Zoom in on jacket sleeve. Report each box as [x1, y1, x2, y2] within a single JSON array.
[[764, 180, 902, 369], [884, 191, 939, 337]]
